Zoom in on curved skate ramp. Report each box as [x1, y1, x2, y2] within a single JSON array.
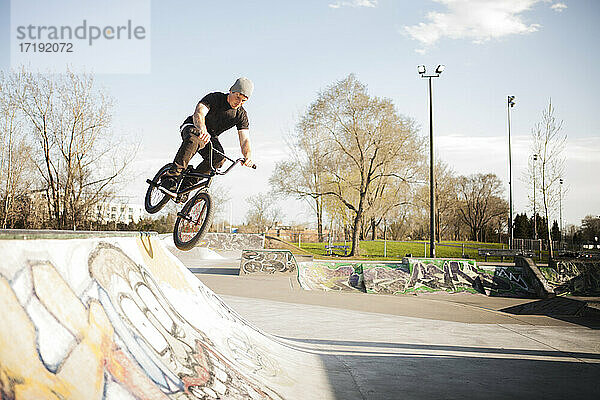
[[198, 233, 264, 251], [297, 258, 540, 297], [239, 250, 297, 275], [161, 234, 226, 260], [0, 231, 335, 399]]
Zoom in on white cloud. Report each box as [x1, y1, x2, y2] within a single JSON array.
[[405, 0, 564, 52], [551, 2, 567, 12], [329, 0, 377, 9]]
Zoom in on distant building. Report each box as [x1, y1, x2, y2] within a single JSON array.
[[95, 201, 144, 224]]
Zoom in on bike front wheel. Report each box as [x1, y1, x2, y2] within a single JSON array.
[[173, 191, 214, 250], [145, 163, 172, 214]]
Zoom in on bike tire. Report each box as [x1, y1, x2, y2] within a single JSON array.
[[145, 163, 172, 214], [173, 191, 214, 251]]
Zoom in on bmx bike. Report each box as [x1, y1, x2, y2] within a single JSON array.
[[144, 143, 255, 250]]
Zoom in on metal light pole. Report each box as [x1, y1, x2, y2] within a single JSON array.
[[559, 178, 563, 244], [507, 95, 516, 249], [533, 153, 538, 240], [418, 64, 445, 258]]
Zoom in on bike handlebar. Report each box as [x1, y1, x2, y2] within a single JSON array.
[[205, 143, 256, 174], [215, 158, 256, 175]]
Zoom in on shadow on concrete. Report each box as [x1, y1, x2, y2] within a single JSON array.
[[280, 338, 600, 360], [188, 267, 240, 275], [500, 297, 600, 329], [284, 338, 600, 399]]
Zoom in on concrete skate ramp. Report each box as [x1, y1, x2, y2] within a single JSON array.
[[297, 261, 365, 292], [161, 234, 226, 260], [198, 233, 264, 251], [298, 258, 539, 297], [0, 231, 335, 399], [541, 260, 600, 295], [240, 250, 297, 275]]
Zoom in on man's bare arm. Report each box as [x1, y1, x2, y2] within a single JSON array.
[[192, 102, 210, 144], [238, 129, 253, 167]]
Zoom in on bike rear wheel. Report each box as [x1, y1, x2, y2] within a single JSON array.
[[173, 191, 214, 250], [145, 163, 172, 214]]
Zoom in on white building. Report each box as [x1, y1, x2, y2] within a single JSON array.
[[95, 201, 145, 224]]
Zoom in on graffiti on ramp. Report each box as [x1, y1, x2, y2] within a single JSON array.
[[240, 250, 297, 275], [198, 233, 264, 250], [0, 234, 334, 399], [297, 262, 365, 292]]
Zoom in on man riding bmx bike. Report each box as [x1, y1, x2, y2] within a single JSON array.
[[160, 77, 256, 194]]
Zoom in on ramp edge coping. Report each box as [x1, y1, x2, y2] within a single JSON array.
[[0, 229, 157, 240]]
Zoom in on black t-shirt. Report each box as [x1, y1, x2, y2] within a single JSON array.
[[182, 92, 249, 137]]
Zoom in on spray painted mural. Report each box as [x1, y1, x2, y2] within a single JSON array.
[[0, 234, 334, 399], [476, 265, 537, 297], [298, 258, 538, 297], [198, 233, 264, 250], [297, 262, 365, 292], [240, 250, 297, 275], [365, 259, 537, 297], [540, 261, 600, 295]]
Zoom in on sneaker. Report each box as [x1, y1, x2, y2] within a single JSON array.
[[159, 175, 177, 193]]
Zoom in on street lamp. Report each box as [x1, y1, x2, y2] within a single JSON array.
[[507, 95, 516, 249], [533, 153, 538, 241], [418, 64, 445, 258]]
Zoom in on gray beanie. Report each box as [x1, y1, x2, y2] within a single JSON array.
[[230, 77, 254, 98]]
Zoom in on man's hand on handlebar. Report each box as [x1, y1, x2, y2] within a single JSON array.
[[191, 126, 210, 145], [242, 158, 257, 169]]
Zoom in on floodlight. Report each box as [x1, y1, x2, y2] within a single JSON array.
[[435, 64, 445, 74], [508, 95, 516, 107], [417, 65, 426, 74]]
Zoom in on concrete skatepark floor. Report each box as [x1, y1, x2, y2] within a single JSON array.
[[190, 260, 600, 399]]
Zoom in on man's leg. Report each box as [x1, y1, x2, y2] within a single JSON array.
[[196, 137, 226, 173], [161, 128, 203, 191], [170, 131, 204, 175], [179, 137, 226, 190]]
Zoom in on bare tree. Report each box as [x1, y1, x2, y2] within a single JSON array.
[[8, 67, 134, 229], [270, 125, 327, 241], [0, 71, 36, 228], [208, 182, 232, 229], [528, 101, 566, 258], [412, 160, 461, 242], [456, 173, 508, 242], [245, 192, 282, 233]]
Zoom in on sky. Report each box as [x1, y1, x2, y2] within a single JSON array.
[[1, 0, 598, 228]]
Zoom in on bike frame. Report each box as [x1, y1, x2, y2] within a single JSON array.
[[147, 142, 248, 198]]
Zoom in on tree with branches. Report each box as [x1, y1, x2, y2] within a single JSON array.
[[270, 123, 327, 241], [245, 192, 282, 233], [456, 173, 508, 242], [277, 74, 422, 255], [5, 68, 135, 229], [527, 101, 566, 258]]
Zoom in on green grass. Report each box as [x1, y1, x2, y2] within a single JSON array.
[[300, 240, 508, 261]]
